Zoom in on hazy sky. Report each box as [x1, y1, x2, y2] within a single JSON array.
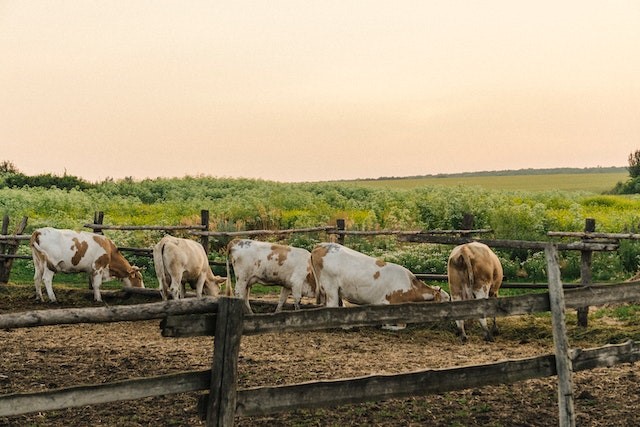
[[1, 1, 639, 183]]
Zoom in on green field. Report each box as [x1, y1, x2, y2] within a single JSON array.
[[342, 171, 628, 193]]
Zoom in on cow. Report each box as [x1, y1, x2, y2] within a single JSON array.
[[227, 238, 316, 314], [310, 242, 450, 330], [152, 235, 226, 300], [447, 242, 503, 342], [30, 227, 144, 302]]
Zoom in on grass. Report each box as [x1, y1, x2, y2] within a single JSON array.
[[341, 171, 627, 192]]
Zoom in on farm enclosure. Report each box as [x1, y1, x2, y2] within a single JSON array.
[[0, 285, 639, 426], [1, 208, 640, 424]]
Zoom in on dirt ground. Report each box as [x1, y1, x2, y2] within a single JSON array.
[[0, 284, 639, 426]]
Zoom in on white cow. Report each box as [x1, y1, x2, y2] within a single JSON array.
[[447, 242, 503, 342], [30, 227, 145, 302], [310, 242, 450, 330], [227, 238, 316, 313], [153, 235, 225, 300]]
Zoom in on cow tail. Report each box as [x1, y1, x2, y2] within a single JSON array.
[[224, 243, 233, 297], [154, 241, 168, 297], [461, 247, 475, 301], [309, 251, 323, 305]]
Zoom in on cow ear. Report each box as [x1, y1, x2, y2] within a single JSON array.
[[128, 266, 143, 276]]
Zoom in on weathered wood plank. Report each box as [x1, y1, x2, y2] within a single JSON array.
[[0, 370, 211, 417], [399, 235, 618, 251], [548, 231, 640, 240], [190, 226, 333, 238], [234, 340, 640, 416], [84, 223, 206, 231], [0, 234, 31, 241], [545, 244, 576, 427], [0, 298, 219, 329], [207, 297, 244, 427], [331, 228, 492, 236], [162, 282, 640, 337]]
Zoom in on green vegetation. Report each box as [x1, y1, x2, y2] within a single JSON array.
[[3, 164, 640, 286], [344, 171, 627, 192]]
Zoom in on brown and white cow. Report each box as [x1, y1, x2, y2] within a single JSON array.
[[30, 227, 144, 302], [447, 242, 503, 342], [227, 238, 316, 314], [310, 242, 450, 330], [153, 235, 226, 300]]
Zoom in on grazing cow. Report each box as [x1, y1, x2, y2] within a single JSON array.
[[447, 242, 503, 342], [227, 238, 316, 314], [30, 227, 144, 302], [153, 235, 225, 300], [310, 242, 450, 330]]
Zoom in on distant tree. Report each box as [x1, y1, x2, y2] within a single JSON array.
[[0, 160, 19, 174], [628, 150, 640, 178]]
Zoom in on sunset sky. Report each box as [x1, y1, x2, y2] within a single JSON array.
[[1, 1, 639, 183]]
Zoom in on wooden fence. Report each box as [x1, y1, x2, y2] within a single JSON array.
[[0, 211, 631, 328], [1, 245, 639, 426]]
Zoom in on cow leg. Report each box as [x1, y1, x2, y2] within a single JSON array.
[[40, 268, 57, 303], [233, 278, 254, 314], [291, 286, 304, 311], [455, 320, 468, 342], [473, 288, 494, 341], [90, 272, 103, 302], [276, 287, 290, 312], [168, 277, 182, 300], [324, 287, 341, 308], [33, 263, 45, 302], [450, 294, 468, 342], [194, 275, 207, 298]]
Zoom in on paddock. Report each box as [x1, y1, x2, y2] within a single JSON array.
[[0, 283, 639, 426]]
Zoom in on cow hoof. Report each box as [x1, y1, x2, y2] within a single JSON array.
[[484, 334, 495, 342], [459, 335, 468, 344]]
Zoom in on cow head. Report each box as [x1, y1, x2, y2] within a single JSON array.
[[203, 275, 227, 297], [125, 266, 145, 288], [434, 286, 451, 302]]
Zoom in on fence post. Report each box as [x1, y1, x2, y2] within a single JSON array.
[[0, 215, 28, 285], [201, 210, 210, 254], [0, 215, 9, 285], [206, 297, 244, 427], [577, 218, 595, 327], [545, 244, 576, 427], [336, 219, 345, 245], [93, 211, 104, 235], [461, 213, 475, 230]]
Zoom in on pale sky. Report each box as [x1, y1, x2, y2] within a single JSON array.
[[1, 1, 639, 183]]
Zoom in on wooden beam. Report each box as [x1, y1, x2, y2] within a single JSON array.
[[162, 282, 640, 337], [548, 231, 640, 240], [234, 340, 640, 417], [399, 235, 618, 251], [84, 223, 206, 231], [0, 370, 211, 417], [0, 298, 219, 329], [545, 244, 576, 427], [207, 297, 244, 427], [190, 226, 333, 238]]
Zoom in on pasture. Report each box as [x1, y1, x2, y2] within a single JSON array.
[[1, 283, 639, 426], [342, 170, 628, 192]]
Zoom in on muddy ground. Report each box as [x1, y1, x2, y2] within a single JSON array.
[[0, 284, 639, 426]]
